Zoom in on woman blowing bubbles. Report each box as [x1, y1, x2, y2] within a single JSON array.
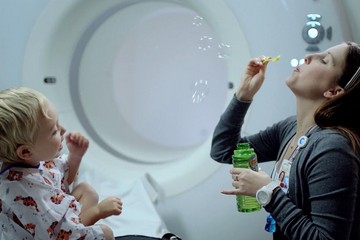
[[210, 41, 360, 240]]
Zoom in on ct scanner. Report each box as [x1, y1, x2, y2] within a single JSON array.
[[2, 0, 359, 239], [22, 0, 249, 198]]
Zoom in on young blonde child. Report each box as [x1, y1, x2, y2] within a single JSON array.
[[0, 87, 122, 239]]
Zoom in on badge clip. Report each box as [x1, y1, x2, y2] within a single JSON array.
[[297, 136, 308, 148]]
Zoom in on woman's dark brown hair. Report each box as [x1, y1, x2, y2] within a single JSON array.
[[314, 41, 360, 154]]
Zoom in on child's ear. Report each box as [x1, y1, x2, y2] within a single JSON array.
[[16, 145, 33, 161]]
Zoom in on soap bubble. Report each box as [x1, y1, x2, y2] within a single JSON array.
[[217, 42, 230, 59], [198, 35, 214, 51], [192, 79, 209, 103], [192, 15, 204, 27]]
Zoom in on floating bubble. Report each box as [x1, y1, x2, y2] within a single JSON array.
[[217, 42, 230, 59], [198, 35, 214, 51], [192, 15, 204, 27], [192, 79, 209, 103]]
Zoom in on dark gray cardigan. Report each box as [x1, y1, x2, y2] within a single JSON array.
[[210, 96, 360, 240]]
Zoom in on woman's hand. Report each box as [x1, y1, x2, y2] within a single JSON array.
[[236, 57, 269, 101], [221, 168, 272, 197]]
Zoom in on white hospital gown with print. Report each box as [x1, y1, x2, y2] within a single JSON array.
[[0, 156, 104, 239]]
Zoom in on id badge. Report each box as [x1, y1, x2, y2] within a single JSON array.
[[277, 159, 291, 192]]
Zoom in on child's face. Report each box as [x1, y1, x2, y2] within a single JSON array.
[[28, 100, 66, 164]]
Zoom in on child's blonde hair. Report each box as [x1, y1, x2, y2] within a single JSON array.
[[0, 87, 50, 163]]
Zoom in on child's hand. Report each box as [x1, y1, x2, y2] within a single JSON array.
[[65, 132, 89, 158], [98, 196, 123, 219]]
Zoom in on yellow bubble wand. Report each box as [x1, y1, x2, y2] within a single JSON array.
[[262, 55, 281, 63]]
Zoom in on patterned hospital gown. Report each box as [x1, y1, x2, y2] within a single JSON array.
[[0, 156, 104, 239]]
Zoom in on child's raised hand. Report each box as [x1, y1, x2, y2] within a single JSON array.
[[65, 132, 89, 158]]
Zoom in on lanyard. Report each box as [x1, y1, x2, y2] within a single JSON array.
[[265, 124, 317, 234], [272, 124, 317, 179]]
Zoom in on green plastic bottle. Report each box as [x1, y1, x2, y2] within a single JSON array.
[[232, 143, 261, 212]]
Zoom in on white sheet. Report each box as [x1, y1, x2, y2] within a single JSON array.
[[76, 167, 169, 238]]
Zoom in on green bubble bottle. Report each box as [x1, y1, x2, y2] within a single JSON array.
[[232, 142, 261, 212]]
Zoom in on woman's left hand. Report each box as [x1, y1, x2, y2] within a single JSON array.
[[221, 168, 272, 197]]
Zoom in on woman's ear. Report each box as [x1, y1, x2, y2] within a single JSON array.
[[323, 86, 345, 98], [16, 145, 33, 161]]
